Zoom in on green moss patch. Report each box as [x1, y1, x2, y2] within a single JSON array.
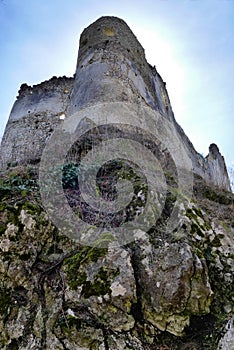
[[186, 208, 200, 224], [63, 246, 108, 290], [81, 266, 119, 298], [63, 236, 120, 296]]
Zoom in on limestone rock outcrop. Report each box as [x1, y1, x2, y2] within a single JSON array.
[[0, 165, 233, 349]]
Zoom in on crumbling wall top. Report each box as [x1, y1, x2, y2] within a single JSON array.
[[16, 75, 74, 100], [9, 75, 74, 122]]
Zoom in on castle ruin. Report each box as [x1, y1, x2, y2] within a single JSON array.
[[0, 16, 231, 192]]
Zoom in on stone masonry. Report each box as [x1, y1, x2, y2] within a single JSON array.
[[0, 16, 231, 191]]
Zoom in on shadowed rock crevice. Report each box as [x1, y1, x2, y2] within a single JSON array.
[[129, 247, 144, 324]]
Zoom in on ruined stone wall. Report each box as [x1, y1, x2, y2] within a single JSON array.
[[0, 16, 231, 191], [0, 76, 73, 166]]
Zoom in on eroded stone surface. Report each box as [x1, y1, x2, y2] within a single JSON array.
[[218, 317, 234, 350], [0, 17, 231, 191], [0, 173, 233, 349], [132, 235, 212, 336]]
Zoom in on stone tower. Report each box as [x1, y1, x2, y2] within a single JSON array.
[[0, 16, 231, 191]]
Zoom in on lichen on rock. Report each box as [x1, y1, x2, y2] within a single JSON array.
[[0, 160, 233, 349]]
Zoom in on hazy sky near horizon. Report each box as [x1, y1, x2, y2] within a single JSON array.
[[0, 0, 233, 168]]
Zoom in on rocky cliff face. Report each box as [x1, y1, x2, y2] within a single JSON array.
[[0, 16, 233, 350], [0, 165, 233, 349]]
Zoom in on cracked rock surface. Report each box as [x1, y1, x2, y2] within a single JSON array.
[[0, 167, 233, 349]]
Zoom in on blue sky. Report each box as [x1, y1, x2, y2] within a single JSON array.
[[0, 0, 233, 169]]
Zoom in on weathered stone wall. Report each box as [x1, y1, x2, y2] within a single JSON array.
[[0, 76, 73, 166], [69, 16, 174, 119], [0, 16, 231, 191], [70, 16, 231, 192]]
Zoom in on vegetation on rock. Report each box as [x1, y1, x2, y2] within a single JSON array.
[[0, 165, 233, 349]]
